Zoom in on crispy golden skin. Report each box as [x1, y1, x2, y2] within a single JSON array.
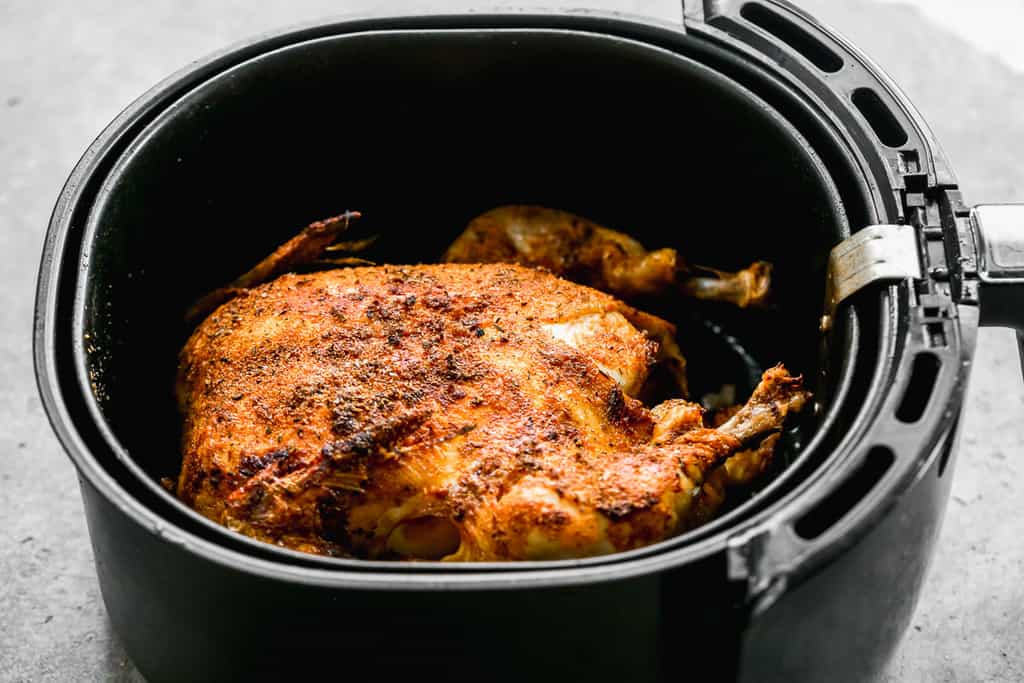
[[177, 263, 807, 561]]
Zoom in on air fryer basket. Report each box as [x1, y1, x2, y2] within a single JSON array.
[[74, 24, 858, 570], [35, 4, 1024, 682]]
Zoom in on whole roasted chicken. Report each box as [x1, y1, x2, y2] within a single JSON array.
[[176, 209, 807, 561]]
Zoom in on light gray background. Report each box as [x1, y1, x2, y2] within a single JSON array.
[[2, 1, 1022, 680]]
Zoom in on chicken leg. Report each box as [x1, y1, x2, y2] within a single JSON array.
[[443, 205, 772, 307], [448, 364, 807, 560]]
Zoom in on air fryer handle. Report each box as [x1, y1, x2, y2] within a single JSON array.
[[971, 204, 1024, 373]]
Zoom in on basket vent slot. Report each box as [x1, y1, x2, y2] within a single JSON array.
[[794, 446, 894, 540], [852, 87, 909, 148], [896, 352, 940, 423], [740, 3, 844, 73]]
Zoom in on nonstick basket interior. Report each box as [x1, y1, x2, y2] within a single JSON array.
[[73, 24, 866, 569]]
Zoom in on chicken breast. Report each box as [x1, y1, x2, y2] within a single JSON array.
[[176, 263, 807, 561]]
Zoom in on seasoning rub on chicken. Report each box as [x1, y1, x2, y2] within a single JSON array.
[[176, 211, 808, 561]]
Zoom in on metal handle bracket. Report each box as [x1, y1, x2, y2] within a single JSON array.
[[821, 224, 923, 331]]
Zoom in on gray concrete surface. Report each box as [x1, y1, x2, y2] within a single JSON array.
[[1, 1, 1022, 680]]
